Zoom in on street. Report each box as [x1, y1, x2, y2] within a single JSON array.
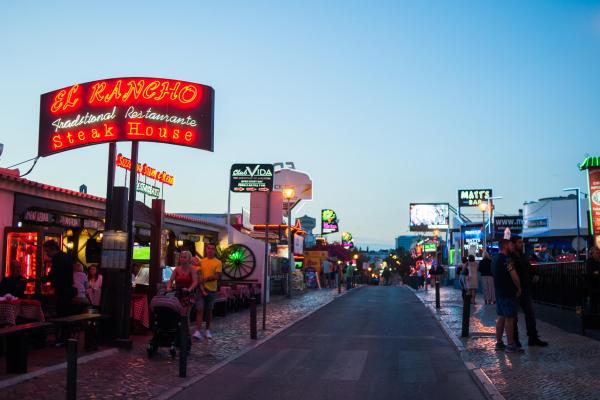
[[174, 286, 485, 400]]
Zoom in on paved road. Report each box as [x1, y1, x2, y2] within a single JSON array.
[[174, 286, 486, 400]]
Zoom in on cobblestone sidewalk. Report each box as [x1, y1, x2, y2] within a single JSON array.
[[414, 285, 600, 400], [4, 288, 345, 400]]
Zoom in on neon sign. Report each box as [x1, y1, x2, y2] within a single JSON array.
[[116, 153, 174, 186], [321, 209, 339, 235], [39, 77, 214, 157]]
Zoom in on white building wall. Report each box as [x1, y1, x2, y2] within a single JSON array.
[[523, 197, 588, 237]]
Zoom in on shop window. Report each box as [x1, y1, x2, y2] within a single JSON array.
[[6, 232, 38, 294]]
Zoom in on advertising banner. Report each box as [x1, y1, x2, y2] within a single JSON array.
[[588, 167, 600, 238], [409, 203, 449, 231], [342, 231, 354, 249], [39, 77, 215, 157], [321, 209, 339, 234], [494, 215, 523, 234], [458, 189, 492, 207], [230, 163, 274, 192]]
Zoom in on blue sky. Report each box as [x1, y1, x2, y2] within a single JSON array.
[[1, 1, 599, 249]]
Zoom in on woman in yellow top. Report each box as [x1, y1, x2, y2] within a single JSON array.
[[192, 243, 222, 341]]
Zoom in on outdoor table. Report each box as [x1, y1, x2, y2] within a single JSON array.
[[0, 299, 45, 326], [131, 294, 149, 328]]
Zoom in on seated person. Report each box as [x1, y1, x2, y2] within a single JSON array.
[[0, 260, 27, 297], [72, 263, 90, 311]]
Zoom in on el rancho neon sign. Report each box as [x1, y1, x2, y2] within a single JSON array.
[[38, 77, 214, 157], [116, 153, 174, 186]]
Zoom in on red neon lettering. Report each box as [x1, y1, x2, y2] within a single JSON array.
[[125, 121, 196, 145], [50, 84, 81, 114], [86, 79, 201, 108], [50, 123, 119, 152]]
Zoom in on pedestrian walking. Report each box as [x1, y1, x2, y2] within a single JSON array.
[[167, 250, 198, 317], [345, 263, 355, 290], [511, 237, 548, 347], [321, 258, 332, 289], [492, 239, 523, 353], [466, 255, 478, 304], [479, 252, 495, 305], [193, 244, 222, 341]]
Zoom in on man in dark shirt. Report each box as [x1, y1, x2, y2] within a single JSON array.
[[511, 237, 548, 347], [0, 260, 27, 297], [492, 239, 523, 353], [43, 240, 75, 317]]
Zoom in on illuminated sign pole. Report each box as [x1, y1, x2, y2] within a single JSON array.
[[229, 164, 274, 328]]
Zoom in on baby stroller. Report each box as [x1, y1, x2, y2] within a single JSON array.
[[147, 290, 191, 358]]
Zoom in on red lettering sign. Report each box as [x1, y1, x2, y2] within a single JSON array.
[[115, 153, 175, 186], [39, 77, 214, 157]]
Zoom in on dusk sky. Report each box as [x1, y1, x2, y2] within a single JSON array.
[[1, 1, 599, 249]]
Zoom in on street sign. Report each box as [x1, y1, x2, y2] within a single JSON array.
[[423, 243, 437, 253], [250, 191, 283, 225], [230, 164, 274, 192], [458, 189, 492, 207], [136, 181, 160, 198]]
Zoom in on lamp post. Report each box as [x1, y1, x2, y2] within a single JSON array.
[[283, 187, 295, 298], [487, 196, 503, 237], [479, 202, 488, 252], [563, 188, 582, 260]]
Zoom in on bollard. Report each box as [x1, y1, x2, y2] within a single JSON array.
[[435, 280, 441, 309], [179, 317, 188, 378], [66, 339, 77, 400], [250, 297, 257, 340], [461, 293, 471, 337]]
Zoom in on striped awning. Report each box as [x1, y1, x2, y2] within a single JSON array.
[[579, 156, 600, 171]]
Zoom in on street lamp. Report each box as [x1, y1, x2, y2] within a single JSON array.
[[283, 187, 295, 298], [479, 202, 488, 252], [563, 188, 582, 260], [487, 196, 503, 236]]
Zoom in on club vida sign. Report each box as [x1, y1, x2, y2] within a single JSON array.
[[38, 77, 215, 157]]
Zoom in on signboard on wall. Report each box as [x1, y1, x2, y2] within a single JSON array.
[[458, 189, 492, 207], [495, 215, 523, 233], [230, 164, 274, 192], [409, 203, 449, 231], [38, 77, 215, 157]]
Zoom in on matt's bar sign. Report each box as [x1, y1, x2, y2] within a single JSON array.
[[230, 164, 274, 192], [38, 77, 215, 157], [458, 189, 492, 207]]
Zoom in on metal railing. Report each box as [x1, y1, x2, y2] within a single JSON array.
[[530, 261, 587, 309]]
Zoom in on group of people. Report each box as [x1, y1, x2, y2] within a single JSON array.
[[491, 237, 548, 353], [166, 243, 222, 341], [456, 237, 548, 353], [42, 240, 104, 316]]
